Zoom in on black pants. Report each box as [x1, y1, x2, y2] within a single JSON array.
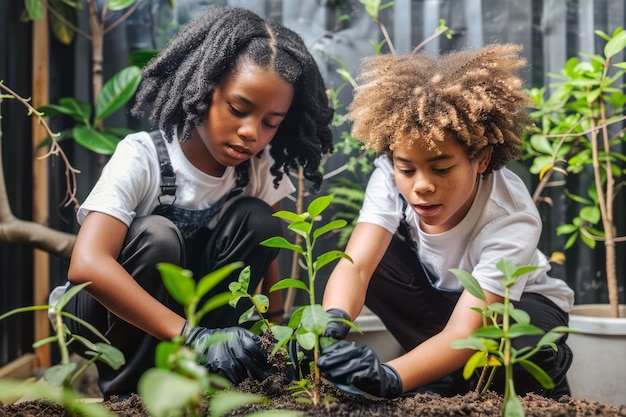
[[64, 197, 282, 398], [365, 236, 572, 399]]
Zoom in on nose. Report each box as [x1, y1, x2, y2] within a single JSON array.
[[412, 171, 435, 194], [237, 117, 260, 142]]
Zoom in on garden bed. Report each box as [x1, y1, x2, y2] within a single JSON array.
[[1, 371, 624, 417]]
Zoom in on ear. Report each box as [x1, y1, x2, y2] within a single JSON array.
[[476, 146, 493, 174]]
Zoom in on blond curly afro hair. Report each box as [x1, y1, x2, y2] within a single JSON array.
[[349, 43, 534, 174]]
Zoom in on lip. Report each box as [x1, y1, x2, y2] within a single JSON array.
[[226, 143, 253, 160], [413, 203, 441, 217]]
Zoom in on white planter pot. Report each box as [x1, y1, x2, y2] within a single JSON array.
[[566, 304, 626, 406], [345, 308, 404, 362]]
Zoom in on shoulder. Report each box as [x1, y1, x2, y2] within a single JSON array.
[[485, 168, 540, 222]]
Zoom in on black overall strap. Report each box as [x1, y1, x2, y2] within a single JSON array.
[[398, 194, 417, 249], [149, 130, 177, 199]]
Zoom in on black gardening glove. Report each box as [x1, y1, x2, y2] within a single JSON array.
[[182, 321, 272, 383], [323, 308, 351, 340], [286, 308, 351, 380], [317, 339, 403, 399]]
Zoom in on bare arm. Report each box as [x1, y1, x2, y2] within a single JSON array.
[[388, 288, 504, 392], [67, 212, 186, 341], [322, 222, 393, 320]]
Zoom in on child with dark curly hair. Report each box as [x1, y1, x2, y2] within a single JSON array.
[[62, 6, 333, 399], [316, 44, 574, 400]]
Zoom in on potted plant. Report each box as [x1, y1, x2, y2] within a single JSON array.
[[524, 27, 626, 406]]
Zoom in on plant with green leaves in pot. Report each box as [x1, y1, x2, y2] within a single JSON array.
[[524, 27, 626, 318], [137, 261, 302, 417], [0, 282, 125, 417], [450, 258, 571, 417], [259, 195, 357, 406], [523, 26, 626, 406]]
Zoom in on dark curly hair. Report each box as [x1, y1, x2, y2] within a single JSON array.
[[349, 44, 534, 175], [131, 6, 334, 192]]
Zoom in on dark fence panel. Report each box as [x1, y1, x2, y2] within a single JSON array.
[[2, 0, 625, 366]]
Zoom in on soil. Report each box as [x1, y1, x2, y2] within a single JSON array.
[[2, 339, 625, 416], [1, 371, 625, 417]]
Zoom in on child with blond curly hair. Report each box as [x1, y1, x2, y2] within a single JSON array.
[[317, 44, 574, 400]]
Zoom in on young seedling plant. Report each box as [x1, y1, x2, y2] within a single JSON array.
[[137, 261, 301, 417], [229, 265, 273, 337], [259, 195, 356, 406], [449, 258, 571, 417], [0, 282, 125, 417]]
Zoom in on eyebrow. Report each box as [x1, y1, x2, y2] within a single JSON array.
[[393, 153, 454, 163], [232, 93, 288, 117]]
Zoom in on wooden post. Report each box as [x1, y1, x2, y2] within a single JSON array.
[[32, 9, 50, 368]]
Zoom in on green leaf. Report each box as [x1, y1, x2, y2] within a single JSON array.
[[307, 195, 333, 219], [73, 126, 120, 154], [196, 292, 232, 320], [252, 293, 269, 313], [503, 389, 525, 417], [510, 265, 541, 279], [472, 327, 504, 339], [209, 390, 268, 417], [235, 265, 251, 292], [129, 49, 159, 67], [157, 263, 195, 306], [462, 351, 486, 380], [273, 210, 306, 223], [519, 359, 555, 389], [38, 98, 90, 123], [496, 258, 517, 278], [313, 219, 348, 239], [271, 325, 294, 344], [54, 281, 90, 310], [138, 368, 202, 417], [238, 305, 256, 324], [314, 250, 352, 271], [508, 307, 531, 325], [94, 343, 125, 369], [24, 0, 44, 20], [529, 134, 554, 155], [604, 30, 626, 59], [508, 323, 545, 338], [43, 363, 76, 386], [537, 327, 571, 346], [270, 278, 309, 293], [296, 331, 317, 351], [96, 66, 142, 121], [449, 269, 486, 302], [106, 0, 136, 11], [301, 305, 328, 335], [154, 341, 179, 369], [288, 221, 311, 239], [48, 0, 76, 45], [197, 262, 243, 299], [450, 336, 489, 351], [63, 313, 110, 344], [260, 237, 304, 254], [579, 206, 601, 224]]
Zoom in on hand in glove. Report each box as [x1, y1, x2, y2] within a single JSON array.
[[317, 340, 403, 399], [323, 308, 351, 340], [286, 308, 351, 379], [182, 322, 272, 383]]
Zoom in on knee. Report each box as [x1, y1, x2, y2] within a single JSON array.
[[227, 197, 282, 240], [122, 215, 184, 265]]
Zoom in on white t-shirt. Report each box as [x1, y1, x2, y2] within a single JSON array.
[[358, 156, 574, 312], [77, 130, 296, 228]]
